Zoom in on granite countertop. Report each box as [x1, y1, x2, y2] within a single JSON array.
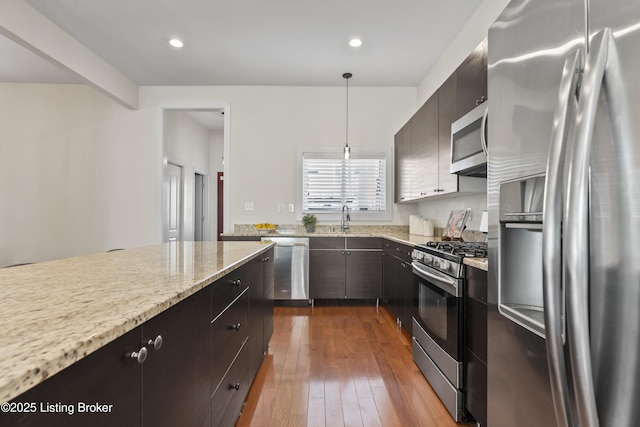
[[463, 257, 488, 271], [0, 241, 273, 404]]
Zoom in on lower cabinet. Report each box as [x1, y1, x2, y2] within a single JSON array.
[[464, 265, 488, 427], [309, 237, 382, 300], [143, 287, 212, 427], [2, 251, 274, 427], [0, 327, 142, 427], [382, 239, 414, 332]]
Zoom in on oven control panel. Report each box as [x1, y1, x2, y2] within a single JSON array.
[[412, 249, 461, 278]]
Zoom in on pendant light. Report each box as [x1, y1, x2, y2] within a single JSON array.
[[343, 72, 352, 159]]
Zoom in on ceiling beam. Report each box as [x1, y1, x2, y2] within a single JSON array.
[[0, 0, 138, 109]]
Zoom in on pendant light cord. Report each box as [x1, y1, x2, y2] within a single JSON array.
[[346, 75, 349, 149], [343, 72, 352, 154]]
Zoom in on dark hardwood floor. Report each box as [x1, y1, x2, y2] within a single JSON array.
[[236, 305, 472, 427]]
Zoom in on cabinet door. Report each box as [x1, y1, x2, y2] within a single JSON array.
[[464, 266, 488, 426], [345, 251, 383, 299], [246, 255, 266, 380], [399, 260, 415, 332], [438, 72, 460, 195], [0, 327, 142, 427], [262, 248, 274, 353], [412, 93, 440, 197], [383, 253, 403, 320], [394, 123, 412, 202], [142, 287, 211, 427], [456, 39, 487, 119], [309, 250, 346, 298]]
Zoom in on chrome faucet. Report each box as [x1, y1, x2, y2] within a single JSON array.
[[341, 204, 351, 233]]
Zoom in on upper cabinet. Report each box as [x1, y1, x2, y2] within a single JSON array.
[[394, 39, 487, 202], [456, 38, 488, 118], [394, 94, 439, 202]]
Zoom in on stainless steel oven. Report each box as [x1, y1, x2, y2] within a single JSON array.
[[413, 261, 462, 359], [411, 241, 487, 422]]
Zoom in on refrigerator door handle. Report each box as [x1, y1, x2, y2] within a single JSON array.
[[543, 48, 582, 427], [480, 105, 489, 155], [566, 28, 617, 427]]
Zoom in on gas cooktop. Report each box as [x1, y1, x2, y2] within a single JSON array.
[[412, 241, 488, 278], [419, 241, 488, 259]]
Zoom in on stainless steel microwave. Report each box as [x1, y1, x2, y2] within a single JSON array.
[[450, 101, 488, 177]]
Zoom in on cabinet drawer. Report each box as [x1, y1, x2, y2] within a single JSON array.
[[211, 341, 250, 427], [346, 237, 382, 249], [383, 239, 412, 262], [310, 237, 345, 250], [211, 267, 251, 318], [211, 287, 250, 394]]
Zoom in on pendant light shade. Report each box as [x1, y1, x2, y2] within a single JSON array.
[[343, 72, 352, 159]]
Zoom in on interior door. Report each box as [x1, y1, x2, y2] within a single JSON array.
[[165, 163, 182, 242]]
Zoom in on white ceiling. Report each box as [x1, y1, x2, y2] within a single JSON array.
[[9, 0, 485, 87]]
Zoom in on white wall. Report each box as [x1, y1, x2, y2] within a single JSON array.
[[141, 85, 418, 231], [164, 110, 212, 241], [0, 83, 161, 267]]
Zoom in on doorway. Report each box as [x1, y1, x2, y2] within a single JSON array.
[[161, 107, 228, 242], [217, 172, 224, 241], [165, 162, 182, 242]]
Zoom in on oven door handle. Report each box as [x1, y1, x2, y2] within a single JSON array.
[[412, 262, 460, 297]]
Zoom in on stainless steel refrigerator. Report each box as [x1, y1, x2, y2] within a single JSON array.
[[487, 0, 640, 426]]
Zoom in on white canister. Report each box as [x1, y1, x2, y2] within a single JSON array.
[[421, 219, 434, 236], [409, 215, 423, 235]]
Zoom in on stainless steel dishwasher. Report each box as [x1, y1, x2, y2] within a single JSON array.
[[261, 237, 309, 303]]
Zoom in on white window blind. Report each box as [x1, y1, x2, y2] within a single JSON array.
[[302, 153, 386, 213]]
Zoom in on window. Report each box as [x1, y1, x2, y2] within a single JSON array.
[[301, 151, 387, 216]]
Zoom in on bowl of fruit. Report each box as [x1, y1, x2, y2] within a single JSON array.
[[254, 223, 276, 234]]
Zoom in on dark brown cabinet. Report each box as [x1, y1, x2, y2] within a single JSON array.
[[394, 39, 487, 202], [464, 265, 488, 427], [394, 123, 412, 202], [143, 287, 211, 427], [437, 72, 460, 195], [456, 38, 488, 119], [382, 239, 414, 332], [0, 328, 142, 427], [262, 248, 275, 354], [309, 237, 382, 300], [411, 93, 440, 198]]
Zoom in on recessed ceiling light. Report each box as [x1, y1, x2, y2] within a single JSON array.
[[349, 38, 363, 48], [169, 38, 184, 48]]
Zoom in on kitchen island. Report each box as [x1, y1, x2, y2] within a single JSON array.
[[0, 240, 274, 425]]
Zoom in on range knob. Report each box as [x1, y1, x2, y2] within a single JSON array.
[[440, 259, 450, 271]]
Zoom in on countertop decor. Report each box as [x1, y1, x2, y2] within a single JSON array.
[[0, 241, 273, 403]]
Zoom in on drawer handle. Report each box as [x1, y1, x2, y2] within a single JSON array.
[[231, 383, 241, 391], [129, 346, 148, 364], [147, 335, 163, 351], [230, 323, 242, 331], [262, 256, 270, 262], [231, 279, 242, 287]]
